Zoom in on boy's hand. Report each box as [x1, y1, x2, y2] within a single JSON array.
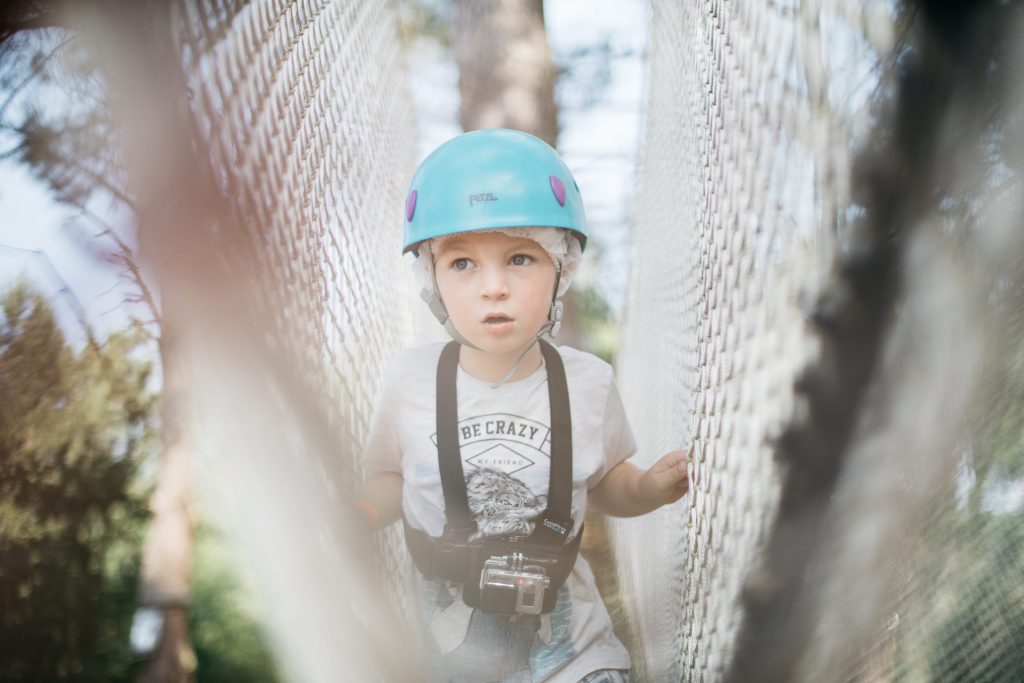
[[589, 446, 692, 517], [637, 448, 691, 507]]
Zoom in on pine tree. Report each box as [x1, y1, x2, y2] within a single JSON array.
[[0, 280, 156, 681]]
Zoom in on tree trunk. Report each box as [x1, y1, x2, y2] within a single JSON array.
[[137, 298, 197, 683], [454, 0, 559, 144], [453, 0, 584, 347]]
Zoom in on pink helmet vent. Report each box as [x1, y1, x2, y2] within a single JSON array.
[[405, 189, 417, 221], [549, 175, 566, 207]]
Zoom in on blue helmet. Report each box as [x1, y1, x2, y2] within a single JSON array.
[[403, 128, 587, 254]]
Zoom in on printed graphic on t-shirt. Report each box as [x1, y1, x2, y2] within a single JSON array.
[[430, 413, 552, 541], [429, 412, 551, 475], [465, 468, 545, 541]]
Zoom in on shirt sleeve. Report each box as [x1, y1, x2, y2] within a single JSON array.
[[362, 359, 403, 477], [588, 369, 638, 489], [603, 373, 638, 467]]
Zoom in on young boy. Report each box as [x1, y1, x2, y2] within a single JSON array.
[[355, 129, 688, 683]]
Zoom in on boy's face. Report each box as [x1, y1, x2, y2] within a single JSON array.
[[433, 231, 558, 354]]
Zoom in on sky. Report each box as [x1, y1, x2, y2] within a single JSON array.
[[0, 155, 146, 348], [0, 0, 648, 351]]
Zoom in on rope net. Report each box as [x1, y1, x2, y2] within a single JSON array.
[[611, 1, 1024, 681], [608, 0, 861, 677], [101, 0, 1024, 680]]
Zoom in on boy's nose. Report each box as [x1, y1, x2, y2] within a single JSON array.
[[480, 265, 510, 299]]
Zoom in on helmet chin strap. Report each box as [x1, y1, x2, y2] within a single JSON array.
[[420, 287, 483, 350], [422, 257, 483, 350], [424, 264, 564, 388]]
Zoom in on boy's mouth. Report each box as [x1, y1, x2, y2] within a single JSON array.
[[483, 313, 514, 324]]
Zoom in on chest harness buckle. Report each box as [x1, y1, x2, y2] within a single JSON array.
[[402, 339, 582, 615]]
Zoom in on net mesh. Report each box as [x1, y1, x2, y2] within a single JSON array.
[[607, 0, 864, 677], [103, 0, 1024, 680], [611, 1, 1024, 682]]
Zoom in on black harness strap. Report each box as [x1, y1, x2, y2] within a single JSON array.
[[531, 339, 573, 543], [436, 341, 475, 534]]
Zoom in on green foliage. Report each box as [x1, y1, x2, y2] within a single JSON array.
[[397, 0, 454, 48], [908, 329, 1024, 680], [0, 279, 284, 681], [0, 279, 156, 681], [575, 283, 619, 366], [926, 510, 1024, 681], [977, 339, 1024, 485], [189, 524, 282, 683]]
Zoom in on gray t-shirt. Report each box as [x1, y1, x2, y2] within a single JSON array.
[[364, 341, 635, 683]]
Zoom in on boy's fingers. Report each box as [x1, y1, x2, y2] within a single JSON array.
[[660, 449, 688, 469], [657, 459, 688, 488], [646, 448, 692, 500]]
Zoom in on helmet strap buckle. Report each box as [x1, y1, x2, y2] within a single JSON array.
[[547, 269, 563, 338], [548, 299, 563, 338], [421, 288, 449, 325]]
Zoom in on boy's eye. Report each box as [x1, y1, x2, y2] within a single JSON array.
[[510, 254, 533, 266], [451, 257, 472, 271]]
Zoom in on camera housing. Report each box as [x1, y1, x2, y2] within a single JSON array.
[[479, 552, 551, 615]]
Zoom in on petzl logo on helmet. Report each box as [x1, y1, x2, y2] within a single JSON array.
[[469, 192, 498, 207]]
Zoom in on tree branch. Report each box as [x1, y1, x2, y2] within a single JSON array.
[[0, 33, 75, 122], [76, 207, 162, 326]]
